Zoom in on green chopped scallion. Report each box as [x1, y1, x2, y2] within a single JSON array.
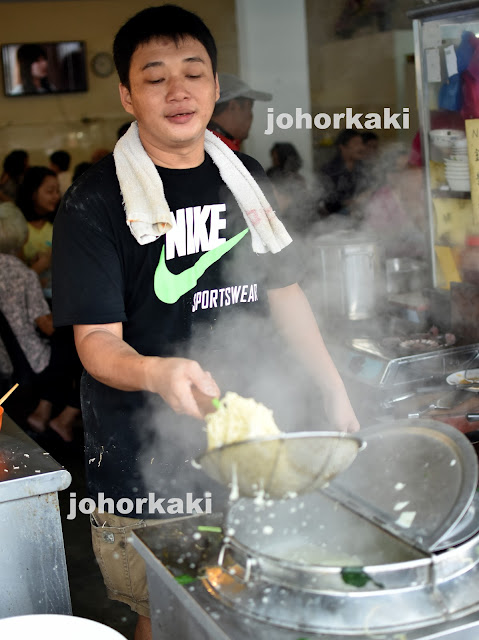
[[174, 574, 197, 585]]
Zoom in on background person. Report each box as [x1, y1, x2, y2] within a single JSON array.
[[266, 143, 317, 235], [0, 149, 29, 203], [207, 72, 272, 150], [361, 131, 380, 160], [320, 128, 367, 216], [49, 150, 73, 196], [266, 141, 305, 181], [16, 166, 60, 291], [72, 161, 92, 182], [0, 202, 80, 442]]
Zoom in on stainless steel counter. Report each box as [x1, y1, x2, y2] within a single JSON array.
[[0, 413, 72, 618]]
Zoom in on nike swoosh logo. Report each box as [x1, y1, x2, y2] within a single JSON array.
[[154, 228, 249, 304]]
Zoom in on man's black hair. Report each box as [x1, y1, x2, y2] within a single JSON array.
[[113, 4, 217, 90], [335, 129, 363, 148], [50, 150, 71, 172]]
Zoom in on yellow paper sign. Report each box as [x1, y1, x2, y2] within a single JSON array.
[[465, 119, 479, 224]]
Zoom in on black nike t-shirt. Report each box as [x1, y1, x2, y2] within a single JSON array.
[[52, 151, 297, 516]]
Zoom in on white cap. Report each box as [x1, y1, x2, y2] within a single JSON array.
[[217, 73, 272, 104]]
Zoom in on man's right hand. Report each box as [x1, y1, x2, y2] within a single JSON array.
[[145, 357, 220, 420], [74, 324, 220, 421]]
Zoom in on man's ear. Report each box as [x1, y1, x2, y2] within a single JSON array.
[[119, 83, 134, 116], [214, 73, 220, 102]]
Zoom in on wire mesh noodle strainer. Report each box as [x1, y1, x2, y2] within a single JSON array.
[[196, 431, 364, 499]]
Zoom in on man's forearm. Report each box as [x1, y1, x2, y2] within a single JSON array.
[[74, 326, 157, 392], [267, 283, 360, 432], [73, 324, 220, 418], [267, 283, 345, 393]]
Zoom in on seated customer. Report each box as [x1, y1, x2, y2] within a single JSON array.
[[0, 202, 80, 441], [320, 129, 367, 216], [16, 166, 60, 291]]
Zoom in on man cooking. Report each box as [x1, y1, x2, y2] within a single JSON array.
[[52, 5, 359, 639]]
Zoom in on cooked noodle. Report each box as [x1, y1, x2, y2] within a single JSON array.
[[205, 392, 281, 450]]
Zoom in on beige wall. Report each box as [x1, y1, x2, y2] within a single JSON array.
[[0, 0, 238, 166], [306, 1, 419, 168], [0, 0, 421, 170]]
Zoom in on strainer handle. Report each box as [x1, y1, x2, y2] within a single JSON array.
[[218, 541, 257, 583]]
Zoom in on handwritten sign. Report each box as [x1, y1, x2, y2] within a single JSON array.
[[466, 119, 479, 224]]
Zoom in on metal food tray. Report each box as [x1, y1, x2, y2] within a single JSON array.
[[329, 340, 479, 388]]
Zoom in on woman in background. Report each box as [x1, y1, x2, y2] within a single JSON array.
[[0, 203, 80, 442], [16, 166, 60, 292], [266, 142, 305, 182]]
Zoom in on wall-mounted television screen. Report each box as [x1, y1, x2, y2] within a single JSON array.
[[1, 41, 87, 97]]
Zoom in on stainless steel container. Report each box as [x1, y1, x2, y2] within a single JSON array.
[[313, 231, 381, 321], [386, 257, 426, 294]]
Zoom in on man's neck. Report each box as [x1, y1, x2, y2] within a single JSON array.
[[138, 130, 206, 169]]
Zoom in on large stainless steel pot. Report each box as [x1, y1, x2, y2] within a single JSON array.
[[206, 420, 479, 636], [312, 230, 381, 321]]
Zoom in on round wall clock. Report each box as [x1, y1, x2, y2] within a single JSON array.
[[91, 52, 114, 78]]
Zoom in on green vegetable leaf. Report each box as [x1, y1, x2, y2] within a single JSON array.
[[174, 574, 197, 585], [341, 567, 370, 587], [341, 567, 384, 589]]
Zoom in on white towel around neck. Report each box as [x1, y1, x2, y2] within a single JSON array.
[[113, 122, 292, 254]]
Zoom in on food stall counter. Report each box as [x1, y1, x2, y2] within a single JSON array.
[[0, 413, 72, 618]]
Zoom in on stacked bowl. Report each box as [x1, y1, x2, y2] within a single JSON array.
[[445, 136, 470, 192]]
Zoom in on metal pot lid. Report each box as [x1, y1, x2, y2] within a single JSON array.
[[323, 419, 478, 552], [434, 490, 479, 550]]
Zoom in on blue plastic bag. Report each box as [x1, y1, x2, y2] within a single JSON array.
[[439, 74, 462, 111]]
